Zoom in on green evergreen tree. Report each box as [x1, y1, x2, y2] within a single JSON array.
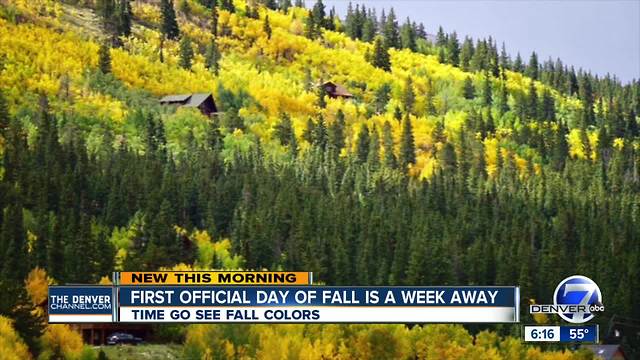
[[482, 73, 492, 106], [527, 80, 538, 119], [205, 37, 220, 74], [98, 43, 112, 74], [220, 0, 235, 12], [178, 36, 194, 69], [459, 36, 474, 71], [435, 25, 446, 46], [263, 15, 272, 39], [302, 117, 315, 144], [399, 114, 416, 169], [355, 125, 370, 164], [513, 52, 524, 73], [382, 8, 400, 49], [526, 51, 539, 80], [115, 0, 132, 37], [210, 2, 218, 37], [280, 0, 292, 12], [0, 89, 9, 137], [368, 125, 380, 168], [1, 186, 28, 282], [462, 76, 475, 100], [161, 0, 181, 40], [400, 17, 416, 51], [382, 121, 396, 169], [97, 0, 117, 41], [374, 83, 391, 114], [446, 31, 460, 66], [403, 76, 415, 114], [304, 11, 318, 39], [328, 110, 346, 157], [274, 112, 294, 146], [371, 36, 390, 71]]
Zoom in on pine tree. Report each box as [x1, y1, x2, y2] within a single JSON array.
[[446, 31, 460, 66], [288, 127, 299, 158], [304, 11, 318, 39], [328, 110, 346, 157], [400, 17, 416, 51], [47, 219, 65, 281], [552, 123, 569, 170], [220, 0, 235, 12], [425, 77, 437, 115], [0, 89, 9, 137], [1, 185, 28, 282], [462, 76, 475, 100], [312, 115, 328, 150], [499, 42, 510, 69], [437, 47, 446, 64], [459, 36, 474, 71], [178, 36, 194, 69], [399, 114, 416, 169], [403, 76, 415, 114], [361, 9, 377, 42], [382, 8, 400, 49], [374, 83, 391, 114], [497, 81, 510, 116], [311, 0, 326, 30], [371, 36, 390, 71], [393, 105, 403, 122], [280, 0, 292, 13], [211, 2, 218, 37], [527, 80, 538, 119], [303, 117, 315, 144], [526, 51, 539, 80], [116, 0, 132, 37], [274, 113, 294, 146], [263, 15, 272, 39], [482, 73, 492, 106], [97, 0, 117, 40], [161, 0, 181, 40], [513, 52, 524, 73], [205, 37, 220, 74], [368, 125, 380, 168], [540, 88, 555, 121], [435, 25, 446, 47], [355, 125, 370, 164], [98, 43, 112, 74], [382, 121, 396, 169], [317, 85, 327, 108]]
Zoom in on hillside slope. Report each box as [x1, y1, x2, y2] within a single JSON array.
[[0, 0, 639, 358]]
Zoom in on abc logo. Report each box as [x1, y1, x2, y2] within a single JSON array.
[[554, 275, 602, 323]]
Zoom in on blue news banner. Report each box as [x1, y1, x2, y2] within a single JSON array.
[[49, 286, 519, 323]]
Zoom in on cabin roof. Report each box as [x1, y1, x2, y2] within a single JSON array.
[[160, 94, 191, 103], [183, 93, 212, 107], [321, 81, 353, 98]]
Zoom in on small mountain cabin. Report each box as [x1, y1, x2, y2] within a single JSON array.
[[320, 82, 353, 99], [159, 93, 218, 116]]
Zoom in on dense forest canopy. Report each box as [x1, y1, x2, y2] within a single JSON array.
[[0, 0, 638, 358]]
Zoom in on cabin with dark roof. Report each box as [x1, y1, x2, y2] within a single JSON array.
[[159, 93, 218, 116], [320, 81, 353, 99]]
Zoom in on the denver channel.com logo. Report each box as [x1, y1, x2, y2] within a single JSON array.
[[530, 275, 604, 323]]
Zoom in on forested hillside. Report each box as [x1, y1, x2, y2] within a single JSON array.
[[0, 0, 638, 358]]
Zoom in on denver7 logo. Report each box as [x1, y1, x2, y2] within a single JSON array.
[[553, 275, 603, 323]]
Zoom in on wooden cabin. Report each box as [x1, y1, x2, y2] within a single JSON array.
[[320, 81, 353, 99], [159, 93, 218, 116]]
